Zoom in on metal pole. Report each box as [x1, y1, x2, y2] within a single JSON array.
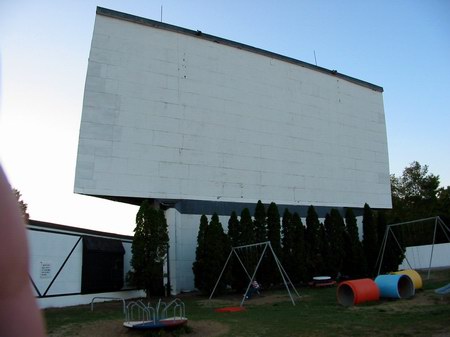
[[376, 226, 389, 276], [234, 248, 253, 281], [427, 217, 438, 279], [240, 243, 268, 307], [209, 249, 234, 300], [267, 242, 296, 306], [269, 243, 300, 299]]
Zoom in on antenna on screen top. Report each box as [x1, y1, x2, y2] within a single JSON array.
[[160, 5, 163, 22], [314, 50, 318, 66]]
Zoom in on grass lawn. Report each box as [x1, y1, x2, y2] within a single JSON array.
[[44, 271, 450, 337]]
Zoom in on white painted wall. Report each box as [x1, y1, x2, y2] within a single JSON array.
[[75, 11, 391, 210], [399, 243, 450, 270], [166, 209, 230, 293], [27, 225, 145, 308], [28, 230, 83, 296]]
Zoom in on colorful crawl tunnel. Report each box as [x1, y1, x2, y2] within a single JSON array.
[[337, 279, 380, 307], [374, 274, 415, 299], [392, 270, 423, 290]]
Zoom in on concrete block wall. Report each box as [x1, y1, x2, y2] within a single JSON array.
[[75, 8, 391, 210]]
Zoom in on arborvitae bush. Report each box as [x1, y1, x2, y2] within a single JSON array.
[[327, 209, 346, 277], [240, 208, 255, 245], [192, 214, 209, 291], [228, 211, 247, 292], [281, 209, 295, 280], [292, 212, 307, 283], [377, 211, 405, 274], [254, 200, 267, 243], [305, 205, 322, 278], [129, 201, 169, 298], [202, 213, 230, 294], [344, 208, 366, 277], [266, 202, 281, 286], [362, 203, 378, 276]]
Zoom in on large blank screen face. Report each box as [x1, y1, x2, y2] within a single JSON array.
[[75, 11, 391, 209]]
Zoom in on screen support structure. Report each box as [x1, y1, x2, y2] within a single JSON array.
[[209, 241, 300, 307]]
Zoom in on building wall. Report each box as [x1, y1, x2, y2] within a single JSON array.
[[399, 243, 450, 270], [75, 8, 391, 210], [74, 8, 393, 294], [27, 221, 144, 308]]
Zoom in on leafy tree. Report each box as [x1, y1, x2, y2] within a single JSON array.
[[437, 186, 450, 227], [390, 161, 440, 221], [192, 215, 209, 290], [254, 200, 267, 243], [13, 188, 29, 224], [129, 201, 169, 297], [362, 203, 378, 276], [344, 208, 366, 277]]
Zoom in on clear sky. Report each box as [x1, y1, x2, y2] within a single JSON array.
[[1, 0, 449, 235]]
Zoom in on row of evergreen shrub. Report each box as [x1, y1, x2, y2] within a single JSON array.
[[192, 202, 404, 294]]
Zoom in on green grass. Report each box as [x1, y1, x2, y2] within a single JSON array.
[[44, 271, 450, 337]]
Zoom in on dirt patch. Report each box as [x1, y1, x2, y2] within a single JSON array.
[[48, 319, 229, 337]]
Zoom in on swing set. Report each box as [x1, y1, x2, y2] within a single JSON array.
[[209, 241, 300, 307], [376, 216, 450, 279]]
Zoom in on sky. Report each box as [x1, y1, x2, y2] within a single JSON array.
[[1, 0, 449, 235]]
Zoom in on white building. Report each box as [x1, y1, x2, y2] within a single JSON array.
[[75, 7, 391, 293], [27, 220, 144, 308]]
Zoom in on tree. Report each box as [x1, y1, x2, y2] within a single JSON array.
[[192, 215, 209, 290], [326, 209, 346, 277], [254, 200, 267, 243], [376, 211, 404, 274], [129, 201, 169, 297], [266, 202, 281, 286], [344, 208, 366, 277], [281, 209, 295, 280], [437, 186, 450, 226], [240, 208, 255, 245], [391, 161, 440, 221], [267, 202, 281, 254], [13, 188, 29, 224], [362, 203, 378, 276], [227, 211, 246, 292], [305, 205, 322, 278], [227, 211, 240, 246], [202, 213, 230, 293], [291, 212, 307, 283]]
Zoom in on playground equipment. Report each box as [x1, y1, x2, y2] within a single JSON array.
[[435, 283, 450, 296], [337, 278, 380, 307], [310, 276, 336, 288], [374, 274, 414, 299], [376, 216, 450, 279], [209, 241, 300, 307], [392, 269, 423, 290], [123, 298, 187, 330]]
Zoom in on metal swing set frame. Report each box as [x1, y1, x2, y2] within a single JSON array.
[[376, 216, 450, 279], [209, 241, 300, 307]]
